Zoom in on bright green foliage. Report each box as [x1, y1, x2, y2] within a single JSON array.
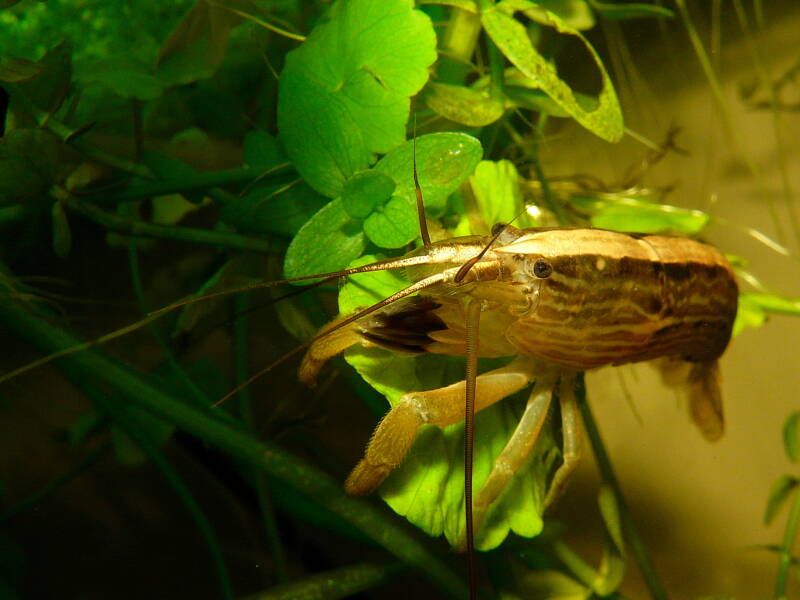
[[482, 1, 624, 142], [283, 133, 482, 278], [783, 412, 800, 463], [588, 0, 674, 20], [338, 256, 558, 551], [277, 0, 437, 198], [469, 159, 533, 229], [569, 195, 710, 234], [425, 82, 505, 127], [764, 475, 799, 525], [342, 171, 397, 220], [734, 292, 800, 337]]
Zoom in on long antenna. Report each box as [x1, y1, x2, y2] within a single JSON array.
[[211, 269, 450, 407], [412, 114, 432, 248]]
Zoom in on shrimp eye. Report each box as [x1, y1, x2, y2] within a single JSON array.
[[532, 259, 553, 278]]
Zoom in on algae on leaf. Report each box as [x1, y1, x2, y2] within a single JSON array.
[[482, 1, 624, 142]]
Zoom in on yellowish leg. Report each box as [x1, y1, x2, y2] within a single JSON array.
[[344, 356, 539, 497], [464, 372, 558, 546], [543, 372, 582, 509]]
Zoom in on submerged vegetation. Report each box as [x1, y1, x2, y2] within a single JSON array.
[[1, 0, 799, 598]]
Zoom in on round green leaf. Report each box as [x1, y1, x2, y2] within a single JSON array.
[[342, 170, 396, 220], [375, 132, 483, 215], [363, 195, 420, 248], [278, 0, 437, 198], [283, 198, 365, 280]]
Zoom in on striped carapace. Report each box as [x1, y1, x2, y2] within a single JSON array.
[[298, 224, 738, 548]]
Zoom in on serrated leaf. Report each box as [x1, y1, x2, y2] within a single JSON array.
[[425, 82, 505, 127], [342, 170, 396, 220], [338, 256, 556, 550], [588, 0, 674, 20], [277, 0, 437, 198], [0, 56, 42, 83], [764, 474, 799, 525], [784, 412, 800, 463], [482, 4, 623, 142], [284, 198, 366, 280]]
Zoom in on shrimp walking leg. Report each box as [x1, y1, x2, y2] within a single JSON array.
[[344, 357, 539, 496]]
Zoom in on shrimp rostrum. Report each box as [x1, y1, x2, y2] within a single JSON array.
[[298, 224, 738, 542]]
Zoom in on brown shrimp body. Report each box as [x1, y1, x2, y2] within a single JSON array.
[[299, 225, 738, 513], [363, 227, 738, 371]]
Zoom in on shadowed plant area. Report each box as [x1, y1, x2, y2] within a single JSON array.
[[1, 0, 800, 599]]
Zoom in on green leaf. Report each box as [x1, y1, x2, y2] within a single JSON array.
[[155, 0, 240, 84], [527, 0, 596, 30], [283, 198, 366, 280], [362, 195, 420, 248], [424, 82, 505, 127], [515, 569, 591, 600], [277, 0, 437, 198], [221, 179, 327, 238], [342, 170, 396, 220], [79, 56, 166, 101], [570, 195, 709, 234], [469, 159, 531, 230], [741, 293, 800, 316], [784, 412, 800, 463], [733, 293, 768, 337], [733, 292, 800, 337], [374, 132, 483, 216], [338, 256, 557, 550], [764, 475, 799, 525], [419, 0, 478, 12], [588, 0, 674, 20], [9, 41, 72, 115], [243, 130, 285, 170], [51, 200, 71, 258], [0, 56, 42, 83], [482, 3, 623, 142], [595, 485, 625, 595]]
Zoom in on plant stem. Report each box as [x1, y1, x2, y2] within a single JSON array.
[[0, 277, 468, 599], [774, 485, 800, 598], [575, 374, 669, 600], [62, 193, 279, 254], [233, 293, 289, 584]]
